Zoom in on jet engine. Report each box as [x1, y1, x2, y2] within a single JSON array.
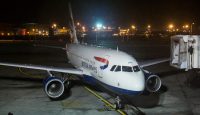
[[143, 70, 162, 93], [43, 77, 68, 100]]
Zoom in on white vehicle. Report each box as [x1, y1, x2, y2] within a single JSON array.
[[0, 4, 168, 109]]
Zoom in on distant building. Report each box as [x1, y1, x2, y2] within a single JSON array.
[[0, 23, 15, 36], [16, 23, 49, 36], [90, 26, 115, 38], [53, 27, 69, 35]]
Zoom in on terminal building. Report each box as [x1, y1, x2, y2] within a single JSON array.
[[16, 23, 49, 36], [0, 23, 15, 36]]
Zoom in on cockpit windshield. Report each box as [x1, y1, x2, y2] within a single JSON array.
[[110, 65, 140, 72], [110, 65, 116, 71], [122, 66, 133, 72], [115, 65, 121, 72], [133, 66, 140, 72]]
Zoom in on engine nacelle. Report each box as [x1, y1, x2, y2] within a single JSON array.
[[143, 70, 162, 93], [43, 77, 66, 100]]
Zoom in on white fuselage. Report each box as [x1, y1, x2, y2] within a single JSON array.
[[67, 43, 145, 96]]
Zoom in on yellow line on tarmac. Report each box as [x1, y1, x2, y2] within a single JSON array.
[[84, 86, 127, 115]]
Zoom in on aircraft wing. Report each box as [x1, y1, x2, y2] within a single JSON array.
[[0, 62, 83, 75], [139, 58, 169, 68]]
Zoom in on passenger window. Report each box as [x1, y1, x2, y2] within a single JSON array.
[[133, 66, 140, 72], [115, 66, 121, 72], [110, 65, 116, 71], [122, 66, 133, 72]]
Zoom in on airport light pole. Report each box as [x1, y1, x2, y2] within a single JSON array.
[[96, 30, 98, 43], [95, 23, 102, 43], [190, 22, 194, 34]]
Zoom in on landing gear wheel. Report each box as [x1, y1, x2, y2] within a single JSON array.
[[114, 102, 124, 110], [114, 96, 124, 109], [60, 73, 71, 89]]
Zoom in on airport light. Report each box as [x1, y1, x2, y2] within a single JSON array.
[[191, 22, 195, 34], [147, 25, 151, 29], [53, 24, 57, 27], [168, 24, 174, 29], [183, 24, 189, 29], [45, 31, 49, 36], [38, 31, 42, 35], [185, 25, 189, 28], [182, 24, 190, 32], [77, 22, 80, 26], [131, 25, 136, 30], [82, 26, 86, 32], [52, 23, 57, 28], [96, 23, 103, 30], [168, 24, 175, 32]]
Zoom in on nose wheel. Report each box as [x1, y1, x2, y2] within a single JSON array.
[[114, 96, 124, 109]]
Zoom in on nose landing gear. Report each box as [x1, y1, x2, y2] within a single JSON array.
[[114, 96, 125, 109]]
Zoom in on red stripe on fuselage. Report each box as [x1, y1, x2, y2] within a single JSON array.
[[94, 56, 109, 64]]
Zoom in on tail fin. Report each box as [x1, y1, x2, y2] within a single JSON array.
[[68, 3, 78, 44]]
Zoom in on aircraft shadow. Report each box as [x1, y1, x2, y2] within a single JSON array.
[[124, 85, 168, 108], [78, 80, 169, 108], [0, 76, 43, 82], [0, 75, 172, 106]]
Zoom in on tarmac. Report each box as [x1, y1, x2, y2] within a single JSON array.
[[0, 37, 200, 115]]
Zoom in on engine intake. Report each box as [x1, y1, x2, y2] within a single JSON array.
[[43, 77, 65, 99], [145, 74, 161, 92]]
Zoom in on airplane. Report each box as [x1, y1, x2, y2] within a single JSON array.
[[0, 3, 168, 109]]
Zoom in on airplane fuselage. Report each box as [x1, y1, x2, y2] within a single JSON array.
[[67, 44, 145, 96]]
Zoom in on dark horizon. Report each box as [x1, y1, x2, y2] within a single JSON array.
[[0, 0, 199, 30]]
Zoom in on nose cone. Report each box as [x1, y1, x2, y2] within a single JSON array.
[[123, 72, 145, 96], [132, 71, 145, 91], [110, 71, 145, 96]]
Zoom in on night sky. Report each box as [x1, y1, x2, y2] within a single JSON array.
[[0, 0, 199, 29]]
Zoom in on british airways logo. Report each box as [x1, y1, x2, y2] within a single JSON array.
[[94, 56, 109, 70]]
